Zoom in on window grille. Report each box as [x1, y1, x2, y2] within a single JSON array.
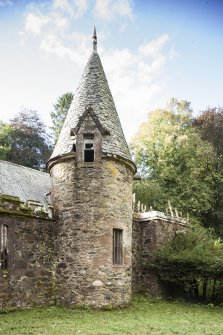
[[0, 224, 8, 270], [112, 229, 123, 265]]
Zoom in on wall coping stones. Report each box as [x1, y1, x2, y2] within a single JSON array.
[[0, 194, 53, 220], [133, 210, 189, 226]]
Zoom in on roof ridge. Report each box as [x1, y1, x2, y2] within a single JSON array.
[[0, 160, 49, 175]]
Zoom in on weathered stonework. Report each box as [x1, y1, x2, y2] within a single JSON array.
[[0, 32, 190, 310], [132, 211, 188, 297], [0, 197, 54, 308], [47, 38, 136, 308], [0, 195, 189, 309], [50, 157, 133, 308]]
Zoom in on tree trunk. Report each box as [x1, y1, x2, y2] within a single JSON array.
[[202, 280, 208, 300], [211, 279, 217, 301]]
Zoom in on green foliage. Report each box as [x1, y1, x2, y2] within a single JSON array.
[[151, 225, 223, 300], [193, 107, 223, 156], [0, 109, 52, 170], [193, 107, 223, 235], [0, 297, 223, 335], [0, 122, 12, 159], [133, 179, 165, 210], [51, 92, 73, 141], [158, 225, 223, 266], [132, 98, 216, 221]]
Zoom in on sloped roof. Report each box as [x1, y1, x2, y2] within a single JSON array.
[[49, 51, 132, 163], [0, 160, 51, 205]]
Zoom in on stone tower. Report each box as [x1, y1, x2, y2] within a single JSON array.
[[47, 29, 136, 308]]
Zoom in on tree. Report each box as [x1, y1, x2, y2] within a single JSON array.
[[0, 122, 13, 160], [0, 109, 52, 170], [193, 107, 223, 234], [51, 92, 73, 141], [193, 107, 223, 156], [131, 98, 216, 222]]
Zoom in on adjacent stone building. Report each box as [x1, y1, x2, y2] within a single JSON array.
[[0, 161, 54, 308], [0, 30, 186, 309]]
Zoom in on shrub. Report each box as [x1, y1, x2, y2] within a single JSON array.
[[149, 225, 223, 301]]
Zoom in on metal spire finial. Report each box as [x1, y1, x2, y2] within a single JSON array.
[[93, 26, 97, 53]]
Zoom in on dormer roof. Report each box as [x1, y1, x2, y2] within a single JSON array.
[[70, 106, 110, 136]]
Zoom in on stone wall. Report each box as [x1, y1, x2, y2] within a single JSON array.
[[132, 211, 188, 297], [0, 191, 190, 308], [50, 157, 133, 308], [0, 195, 54, 308]]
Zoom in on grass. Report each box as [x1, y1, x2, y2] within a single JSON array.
[[0, 295, 222, 335]]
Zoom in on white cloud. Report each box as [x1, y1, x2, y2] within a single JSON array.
[[40, 33, 89, 66], [100, 35, 170, 139], [53, 0, 88, 18], [50, 12, 70, 29], [113, 0, 132, 17], [94, 0, 133, 21], [24, 8, 71, 35], [0, 0, 12, 7], [37, 30, 169, 140], [94, 0, 111, 20], [25, 12, 49, 35], [75, 0, 88, 15], [24, 0, 88, 39], [139, 34, 169, 58], [53, 0, 72, 12], [21, 0, 171, 140]]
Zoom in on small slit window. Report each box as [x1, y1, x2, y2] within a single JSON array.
[[112, 229, 123, 265], [72, 143, 76, 152], [0, 224, 8, 270], [84, 134, 94, 162]]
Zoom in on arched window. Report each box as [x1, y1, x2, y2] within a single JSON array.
[[0, 224, 8, 270]]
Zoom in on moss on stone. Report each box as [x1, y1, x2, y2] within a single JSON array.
[[19, 204, 32, 212], [0, 194, 21, 203], [0, 208, 52, 220]]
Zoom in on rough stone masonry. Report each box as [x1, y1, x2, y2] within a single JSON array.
[[0, 30, 187, 309]]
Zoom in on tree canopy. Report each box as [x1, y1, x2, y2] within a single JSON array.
[[0, 122, 12, 160], [131, 98, 217, 223], [50, 92, 73, 141], [193, 107, 223, 156], [0, 109, 52, 170], [192, 107, 223, 234]]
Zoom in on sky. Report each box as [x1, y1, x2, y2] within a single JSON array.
[[0, 0, 223, 141]]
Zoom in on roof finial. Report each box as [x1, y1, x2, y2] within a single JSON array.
[[93, 26, 97, 53]]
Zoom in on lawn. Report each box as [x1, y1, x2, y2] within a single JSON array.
[[0, 296, 222, 335]]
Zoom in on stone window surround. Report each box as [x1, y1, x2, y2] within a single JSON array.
[[0, 224, 9, 270], [112, 228, 123, 266], [83, 134, 95, 162]]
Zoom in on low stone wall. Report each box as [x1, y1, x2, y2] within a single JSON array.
[[0, 194, 189, 308], [132, 211, 188, 297], [0, 195, 54, 308]]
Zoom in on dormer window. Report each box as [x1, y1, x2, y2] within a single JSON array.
[[84, 134, 94, 162]]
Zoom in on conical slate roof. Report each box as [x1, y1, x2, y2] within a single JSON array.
[[49, 49, 132, 163]]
